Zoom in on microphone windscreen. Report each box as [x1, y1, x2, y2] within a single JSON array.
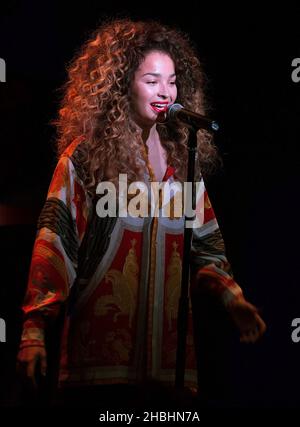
[[167, 103, 183, 120]]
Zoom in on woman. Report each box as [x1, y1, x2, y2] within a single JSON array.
[[17, 18, 266, 407]]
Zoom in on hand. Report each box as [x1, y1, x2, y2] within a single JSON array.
[[227, 297, 267, 343], [17, 345, 47, 389]]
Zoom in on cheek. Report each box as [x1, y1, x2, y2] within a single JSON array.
[[134, 82, 152, 96], [139, 86, 155, 100], [172, 86, 178, 99]]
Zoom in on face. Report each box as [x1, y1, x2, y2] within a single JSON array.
[[130, 51, 177, 129]]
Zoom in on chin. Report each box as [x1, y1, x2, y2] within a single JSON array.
[[142, 116, 157, 127]]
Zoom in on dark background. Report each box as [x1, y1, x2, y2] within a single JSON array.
[[0, 0, 300, 409]]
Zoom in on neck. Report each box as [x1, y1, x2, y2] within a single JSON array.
[[141, 124, 159, 146]]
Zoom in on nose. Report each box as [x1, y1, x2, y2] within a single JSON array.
[[157, 82, 169, 99]]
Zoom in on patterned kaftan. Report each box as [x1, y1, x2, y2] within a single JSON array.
[[20, 137, 243, 389]]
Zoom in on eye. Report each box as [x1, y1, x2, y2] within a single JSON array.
[[170, 81, 176, 85], [147, 81, 157, 85]]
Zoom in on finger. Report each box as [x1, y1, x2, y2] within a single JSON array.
[[27, 361, 37, 389], [240, 331, 251, 343], [255, 314, 267, 336], [40, 355, 47, 376], [242, 301, 259, 314], [255, 306, 264, 315], [250, 318, 266, 342], [241, 327, 259, 343], [240, 335, 251, 343], [248, 328, 260, 343], [16, 356, 27, 377], [245, 308, 263, 330]]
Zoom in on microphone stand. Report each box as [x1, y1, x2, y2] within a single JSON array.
[[175, 126, 198, 388]]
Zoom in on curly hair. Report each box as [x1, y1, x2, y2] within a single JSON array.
[[52, 18, 220, 199]]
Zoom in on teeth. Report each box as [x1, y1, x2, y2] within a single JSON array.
[[152, 104, 167, 108]]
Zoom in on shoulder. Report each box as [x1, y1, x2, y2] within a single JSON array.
[[61, 135, 86, 159], [60, 135, 87, 185]]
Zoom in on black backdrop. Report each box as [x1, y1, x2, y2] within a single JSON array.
[[1, 1, 300, 409]]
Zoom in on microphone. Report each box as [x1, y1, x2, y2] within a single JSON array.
[[167, 103, 219, 132]]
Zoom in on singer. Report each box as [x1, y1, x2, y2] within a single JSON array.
[[16, 18, 266, 408]]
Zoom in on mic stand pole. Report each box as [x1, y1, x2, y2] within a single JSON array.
[[175, 126, 198, 388]]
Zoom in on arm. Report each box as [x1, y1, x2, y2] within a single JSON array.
[[17, 154, 89, 383], [190, 179, 266, 343]]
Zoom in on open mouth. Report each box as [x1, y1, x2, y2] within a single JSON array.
[[150, 103, 169, 113]]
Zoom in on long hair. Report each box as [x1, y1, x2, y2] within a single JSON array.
[[52, 19, 219, 198]]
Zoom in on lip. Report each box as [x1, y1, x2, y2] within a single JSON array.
[[150, 102, 169, 113], [151, 101, 169, 104]]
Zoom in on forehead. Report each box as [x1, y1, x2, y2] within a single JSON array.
[[137, 51, 175, 73]]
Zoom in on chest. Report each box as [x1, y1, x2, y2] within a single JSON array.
[[147, 141, 167, 182]]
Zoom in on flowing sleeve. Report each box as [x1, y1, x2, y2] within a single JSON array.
[[20, 153, 89, 348], [190, 178, 243, 307]]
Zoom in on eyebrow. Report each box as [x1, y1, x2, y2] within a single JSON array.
[[141, 72, 176, 77]]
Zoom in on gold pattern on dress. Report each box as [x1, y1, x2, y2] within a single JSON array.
[[166, 241, 182, 330], [94, 239, 139, 328], [35, 239, 67, 281], [204, 195, 212, 209], [101, 329, 131, 364], [140, 141, 159, 373], [72, 320, 92, 365], [162, 190, 183, 220]]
